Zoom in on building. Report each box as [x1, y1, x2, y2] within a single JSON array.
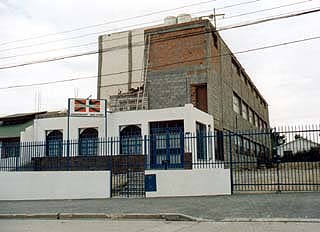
[[278, 136, 320, 157], [0, 104, 215, 170], [97, 14, 270, 160], [0, 112, 47, 159]]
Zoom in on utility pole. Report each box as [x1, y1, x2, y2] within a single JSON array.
[[212, 8, 225, 28]]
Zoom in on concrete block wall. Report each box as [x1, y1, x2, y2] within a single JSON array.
[[145, 20, 269, 132], [146, 22, 209, 110]]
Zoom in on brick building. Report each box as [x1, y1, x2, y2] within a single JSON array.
[[97, 15, 270, 159]]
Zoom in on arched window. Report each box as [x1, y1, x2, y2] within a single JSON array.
[[79, 128, 98, 156], [120, 125, 142, 155], [46, 130, 63, 157]]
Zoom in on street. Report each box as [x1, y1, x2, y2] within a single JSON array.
[[1, 219, 320, 232]]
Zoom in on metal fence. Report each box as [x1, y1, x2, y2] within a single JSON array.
[[226, 125, 320, 193], [0, 134, 222, 172], [1, 125, 320, 195]]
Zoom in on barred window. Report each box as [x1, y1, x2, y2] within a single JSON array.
[[233, 93, 241, 114], [242, 103, 248, 120]]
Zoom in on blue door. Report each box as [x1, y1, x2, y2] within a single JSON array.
[[150, 121, 184, 169]]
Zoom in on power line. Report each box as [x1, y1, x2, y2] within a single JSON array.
[[0, 1, 315, 61], [0, 7, 319, 70], [0, 0, 218, 47], [0, 0, 263, 54], [219, 7, 320, 31], [222, 0, 312, 20], [0, 35, 319, 90]]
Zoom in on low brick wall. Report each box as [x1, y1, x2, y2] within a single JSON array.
[[32, 155, 145, 174], [32, 153, 193, 172]]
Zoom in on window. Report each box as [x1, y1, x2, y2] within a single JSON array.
[[196, 122, 207, 160], [233, 93, 241, 114], [191, 84, 208, 112], [249, 109, 254, 124], [242, 102, 248, 120], [214, 130, 224, 161], [255, 114, 259, 127], [120, 125, 142, 155], [79, 128, 98, 156], [259, 118, 263, 129], [0, 140, 20, 158], [46, 130, 63, 157]]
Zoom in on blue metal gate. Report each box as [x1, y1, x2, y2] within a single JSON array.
[[150, 126, 184, 169]]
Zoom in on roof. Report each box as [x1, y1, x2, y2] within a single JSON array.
[[0, 120, 33, 139], [0, 111, 47, 122], [279, 137, 320, 148]]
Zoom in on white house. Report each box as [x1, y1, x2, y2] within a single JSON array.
[[277, 137, 320, 157], [0, 104, 232, 200], [0, 104, 215, 170]]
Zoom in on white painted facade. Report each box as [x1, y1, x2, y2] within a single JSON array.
[[0, 105, 234, 199], [21, 104, 212, 140], [1, 104, 214, 166], [0, 171, 110, 200], [98, 28, 145, 100], [145, 168, 231, 197]]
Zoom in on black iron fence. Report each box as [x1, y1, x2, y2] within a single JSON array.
[[0, 125, 319, 194], [226, 125, 320, 192], [0, 133, 221, 172]]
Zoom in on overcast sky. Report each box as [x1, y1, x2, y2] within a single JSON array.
[[0, 0, 319, 126]]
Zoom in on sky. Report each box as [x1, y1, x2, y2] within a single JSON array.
[[0, 0, 319, 126]]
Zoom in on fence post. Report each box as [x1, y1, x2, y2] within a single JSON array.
[[144, 135, 147, 170], [276, 151, 281, 193], [67, 139, 70, 171], [228, 131, 234, 194]]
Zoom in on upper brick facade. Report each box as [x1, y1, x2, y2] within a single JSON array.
[[144, 19, 269, 131]]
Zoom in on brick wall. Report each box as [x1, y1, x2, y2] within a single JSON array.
[[145, 20, 270, 132], [146, 22, 209, 110]]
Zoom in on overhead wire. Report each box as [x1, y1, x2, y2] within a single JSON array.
[[0, 35, 319, 90], [0, 0, 266, 54], [0, 0, 220, 47], [0, 0, 309, 61], [0, 7, 319, 70]]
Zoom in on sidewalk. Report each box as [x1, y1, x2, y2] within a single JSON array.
[[0, 192, 319, 221]]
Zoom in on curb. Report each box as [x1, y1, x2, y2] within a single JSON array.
[[1, 214, 320, 223], [0, 213, 198, 221], [217, 218, 320, 223]]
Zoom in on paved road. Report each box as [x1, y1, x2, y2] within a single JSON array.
[[1, 220, 320, 232], [1, 192, 319, 220]]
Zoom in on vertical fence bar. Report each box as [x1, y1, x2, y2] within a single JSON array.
[[228, 131, 234, 194]]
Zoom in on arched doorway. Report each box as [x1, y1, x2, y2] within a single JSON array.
[[120, 125, 142, 154], [79, 128, 98, 156], [46, 130, 63, 157]]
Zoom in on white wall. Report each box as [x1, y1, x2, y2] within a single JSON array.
[[0, 171, 110, 200], [99, 28, 145, 100], [22, 104, 212, 141], [108, 104, 213, 136], [22, 116, 106, 142], [16, 104, 214, 165], [145, 168, 231, 197]]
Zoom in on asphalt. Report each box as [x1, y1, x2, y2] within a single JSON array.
[[0, 192, 319, 221], [1, 220, 320, 232]]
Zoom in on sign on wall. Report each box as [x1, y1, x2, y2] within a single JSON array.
[[69, 99, 107, 117]]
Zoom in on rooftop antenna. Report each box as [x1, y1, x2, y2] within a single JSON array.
[[86, 94, 92, 100], [74, 88, 79, 98], [212, 8, 225, 28]]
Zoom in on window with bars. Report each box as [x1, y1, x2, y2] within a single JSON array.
[[233, 93, 241, 114], [120, 125, 142, 155]]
